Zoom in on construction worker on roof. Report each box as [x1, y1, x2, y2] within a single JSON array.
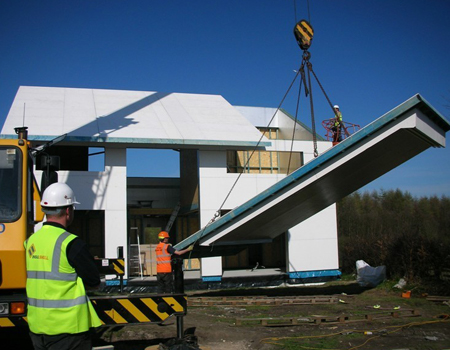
[[331, 105, 344, 143], [155, 231, 193, 294], [24, 182, 101, 350]]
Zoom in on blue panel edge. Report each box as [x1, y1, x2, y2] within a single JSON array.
[[202, 276, 222, 282], [106, 279, 128, 286], [288, 270, 341, 279]]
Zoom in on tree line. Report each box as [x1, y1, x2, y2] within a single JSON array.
[[337, 189, 450, 283]]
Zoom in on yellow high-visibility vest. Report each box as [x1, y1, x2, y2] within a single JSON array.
[[334, 112, 343, 126], [25, 225, 101, 335]]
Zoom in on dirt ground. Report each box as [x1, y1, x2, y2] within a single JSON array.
[[92, 281, 450, 350], [3, 281, 449, 350]]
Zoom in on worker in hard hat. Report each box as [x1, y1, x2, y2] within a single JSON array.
[[155, 231, 193, 294], [24, 182, 101, 350], [331, 105, 343, 143]]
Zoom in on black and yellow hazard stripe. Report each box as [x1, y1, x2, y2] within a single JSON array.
[[111, 259, 125, 275], [0, 316, 28, 328], [1, 293, 187, 327], [294, 19, 314, 50], [94, 258, 125, 276], [296, 20, 313, 41], [91, 295, 187, 325]]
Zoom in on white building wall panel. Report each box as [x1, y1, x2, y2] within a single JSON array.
[[35, 158, 128, 268], [198, 150, 288, 215], [103, 148, 127, 262], [198, 148, 338, 277], [35, 171, 109, 210], [201, 257, 223, 277], [287, 205, 339, 272], [37, 149, 129, 274]]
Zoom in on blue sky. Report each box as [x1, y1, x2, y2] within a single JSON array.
[[1, 1, 449, 197]]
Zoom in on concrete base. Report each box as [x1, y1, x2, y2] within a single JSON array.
[[102, 268, 340, 294]]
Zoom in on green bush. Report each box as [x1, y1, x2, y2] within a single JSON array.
[[337, 190, 450, 285]]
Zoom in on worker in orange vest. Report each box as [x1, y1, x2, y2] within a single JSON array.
[[155, 231, 193, 293]]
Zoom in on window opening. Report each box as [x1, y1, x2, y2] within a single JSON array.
[[227, 150, 303, 174], [0, 146, 22, 222]]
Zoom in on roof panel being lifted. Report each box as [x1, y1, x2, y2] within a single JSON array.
[[175, 94, 450, 252]]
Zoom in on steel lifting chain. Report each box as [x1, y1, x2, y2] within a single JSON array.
[[309, 66, 340, 122]]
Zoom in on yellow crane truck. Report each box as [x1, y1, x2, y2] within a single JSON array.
[[0, 127, 44, 327], [0, 127, 187, 338]]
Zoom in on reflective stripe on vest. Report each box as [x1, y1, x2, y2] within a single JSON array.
[[28, 295, 87, 308], [156, 243, 172, 273]]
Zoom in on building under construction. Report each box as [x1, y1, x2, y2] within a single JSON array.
[[3, 86, 449, 290], [1, 86, 340, 287]]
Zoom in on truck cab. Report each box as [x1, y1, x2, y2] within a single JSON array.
[[0, 128, 44, 326]]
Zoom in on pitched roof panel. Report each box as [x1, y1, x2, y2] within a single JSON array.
[[1, 86, 270, 149]]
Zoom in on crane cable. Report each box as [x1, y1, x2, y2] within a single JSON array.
[[305, 53, 319, 158], [290, 50, 320, 159], [189, 1, 334, 251], [308, 59, 344, 138], [293, 0, 311, 23], [295, 47, 343, 158], [204, 1, 336, 231], [286, 71, 304, 174], [293, 0, 342, 144], [188, 66, 304, 253], [293, 1, 319, 157]]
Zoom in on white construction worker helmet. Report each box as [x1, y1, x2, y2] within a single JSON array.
[[334, 105, 340, 109], [41, 182, 80, 207]]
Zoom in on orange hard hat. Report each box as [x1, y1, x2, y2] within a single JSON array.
[[158, 231, 169, 239]]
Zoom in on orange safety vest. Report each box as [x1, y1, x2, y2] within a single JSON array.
[[155, 242, 172, 273]]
